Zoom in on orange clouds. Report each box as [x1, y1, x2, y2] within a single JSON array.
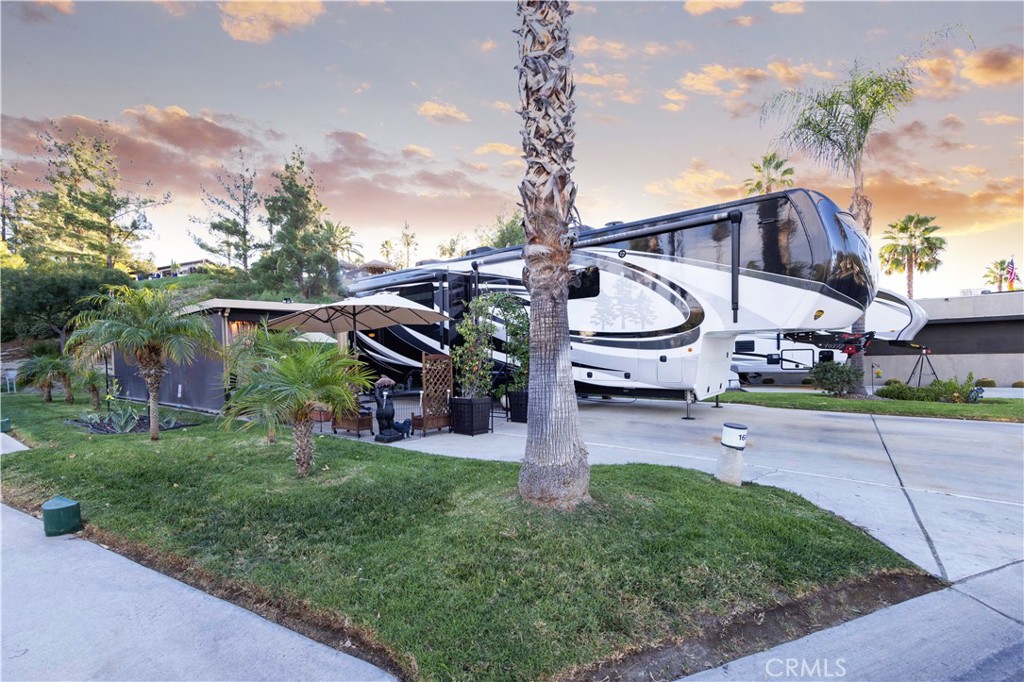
[[217, 1, 324, 43], [473, 143, 519, 156], [684, 1, 744, 17], [770, 2, 804, 15], [916, 46, 1023, 99], [644, 159, 739, 206], [416, 101, 472, 125]]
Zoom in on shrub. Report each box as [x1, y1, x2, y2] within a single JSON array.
[[927, 373, 976, 403], [809, 361, 863, 397], [761, 377, 775, 385], [975, 378, 997, 388], [884, 378, 903, 386], [1013, 380, 1024, 389], [876, 383, 930, 401]]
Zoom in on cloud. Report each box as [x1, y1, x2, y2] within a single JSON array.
[[259, 80, 283, 90], [642, 42, 671, 57], [490, 101, 515, 113], [644, 158, 738, 205], [320, 130, 395, 174], [122, 105, 251, 154], [474, 143, 519, 156], [952, 165, 988, 178], [939, 114, 965, 131], [765, 60, 835, 86], [353, 82, 371, 95], [416, 101, 472, 124], [959, 46, 1024, 87], [575, 35, 631, 60], [402, 144, 433, 159], [479, 38, 498, 52], [729, 16, 758, 27], [217, 1, 324, 43], [677, 64, 769, 96], [979, 111, 1021, 126], [914, 55, 968, 99], [11, 0, 74, 22], [864, 28, 887, 42], [659, 88, 690, 113], [155, 1, 193, 18], [570, 2, 598, 15], [576, 64, 641, 106], [770, 1, 804, 15], [684, 1, 744, 17]]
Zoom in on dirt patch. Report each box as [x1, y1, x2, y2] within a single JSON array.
[[561, 571, 943, 682]]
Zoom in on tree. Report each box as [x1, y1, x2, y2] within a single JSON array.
[[983, 259, 1009, 292], [253, 150, 339, 299], [399, 221, 418, 268], [322, 219, 362, 263], [67, 286, 219, 440], [476, 209, 526, 249], [23, 125, 170, 270], [743, 152, 795, 196], [380, 239, 397, 264], [438, 234, 467, 259], [763, 61, 914, 390], [189, 149, 264, 270], [0, 265, 132, 351], [516, 0, 590, 509], [878, 214, 946, 299], [17, 354, 74, 403], [1, 157, 22, 247], [222, 338, 372, 477]]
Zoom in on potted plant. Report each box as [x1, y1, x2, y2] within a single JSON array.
[[491, 293, 530, 423], [450, 295, 497, 435]]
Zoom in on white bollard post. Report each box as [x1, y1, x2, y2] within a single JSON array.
[[717, 422, 748, 486]]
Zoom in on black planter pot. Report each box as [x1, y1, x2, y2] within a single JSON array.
[[450, 396, 491, 436], [507, 389, 528, 423]]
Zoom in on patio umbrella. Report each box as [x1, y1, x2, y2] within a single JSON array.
[[267, 292, 449, 335]]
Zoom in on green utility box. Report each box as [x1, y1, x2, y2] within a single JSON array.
[[42, 496, 82, 537], [0, 418, 10, 433]]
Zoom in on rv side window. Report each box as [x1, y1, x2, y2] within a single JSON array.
[[568, 266, 600, 299], [818, 350, 834, 363], [735, 340, 755, 353]]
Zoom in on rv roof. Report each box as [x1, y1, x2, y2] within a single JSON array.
[[182, 298, 317, 315]]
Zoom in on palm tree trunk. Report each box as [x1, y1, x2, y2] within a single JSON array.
[[907, 253, 915, 299], [42, 382, 53, 402], [89, 386, 101, 411], [62, 377, 74, 403], [516, 0, 590, 509], [846, 167, 872, 395], [293, 417, 315, 476], [139, 362, 165, 441]]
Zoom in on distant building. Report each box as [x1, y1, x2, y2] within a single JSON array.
[[134, 259, 217, 280], [867, 291, 1024, 386]]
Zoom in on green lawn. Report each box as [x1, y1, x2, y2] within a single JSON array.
[[707, 390, 1024, 422], [2, 394, 920, 681]]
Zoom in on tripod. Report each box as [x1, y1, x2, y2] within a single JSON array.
[[906, 349, 938, 387]]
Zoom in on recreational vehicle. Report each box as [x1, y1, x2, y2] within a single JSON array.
[[732, 289, 928, 384], [345, 188, 878, 401]]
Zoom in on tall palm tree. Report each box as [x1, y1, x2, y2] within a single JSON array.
[[878, 214, 946, 299], [763, 61, 914, 389], [322, 219, 362, 263], [983, 259, 1009, 292], [516, 0, 590, 509], [743, 152, 795, 196], [221, 340, 372, 477], [67, 286, 218, 440]]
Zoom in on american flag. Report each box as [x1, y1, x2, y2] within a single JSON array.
[[1008, 258, 1019, 290]]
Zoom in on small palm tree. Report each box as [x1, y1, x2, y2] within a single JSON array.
[[221, 339, 373, 477], [67, 286, 219, 440], [878, 214, 946, 299], [743, 152, 795, 196], [76, 365, 106, 411], [17, 354, 73, 403], [983, 259, 1009, 292], [322, 219, 363, 263]]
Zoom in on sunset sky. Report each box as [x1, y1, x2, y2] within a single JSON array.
[[2, 0, 1021, 299]]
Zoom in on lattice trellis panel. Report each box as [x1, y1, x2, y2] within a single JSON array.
[[421, 353, 452, 418]]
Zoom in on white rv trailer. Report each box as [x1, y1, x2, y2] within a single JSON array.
[[344, 188, 878, 400], [731, 289, 928, 383]]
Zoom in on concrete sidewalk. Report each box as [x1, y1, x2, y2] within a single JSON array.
[[1, 505, 394, 681]]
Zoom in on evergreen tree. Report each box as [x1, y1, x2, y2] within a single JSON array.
[[253, 150, 338, 299], [189, 149, 264, 270]]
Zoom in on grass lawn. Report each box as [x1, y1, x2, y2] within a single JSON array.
[[707, 390, 1024, 422], [2, 393, 924, 681]]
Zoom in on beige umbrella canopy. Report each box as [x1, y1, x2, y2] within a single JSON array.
[[268, 292, 449, 335]]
